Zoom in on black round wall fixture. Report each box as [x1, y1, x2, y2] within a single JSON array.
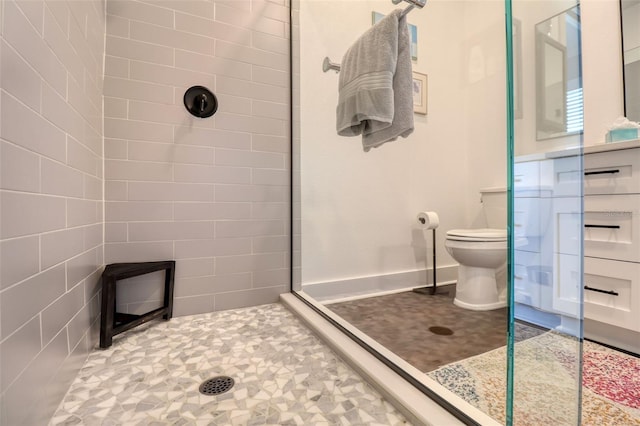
[[184, 86, 218, 118]]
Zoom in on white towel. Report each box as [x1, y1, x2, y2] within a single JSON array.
[[336, 10, 414, 152]]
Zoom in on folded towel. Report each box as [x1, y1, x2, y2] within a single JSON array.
[[336, 9, 414, 152]]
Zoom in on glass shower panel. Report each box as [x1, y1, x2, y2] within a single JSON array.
[[507, 1, 583, 424]]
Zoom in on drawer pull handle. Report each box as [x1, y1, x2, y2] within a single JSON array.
[[584, 169, 620, 176], [584, 224, 620, 229], [584, 285, 619, 296]]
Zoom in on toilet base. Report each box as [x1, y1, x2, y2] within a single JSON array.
[[454, 265, 507, 311], [454, 297, 507, 311]]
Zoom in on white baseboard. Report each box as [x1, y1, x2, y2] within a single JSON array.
[[302, 265, 458, 304]]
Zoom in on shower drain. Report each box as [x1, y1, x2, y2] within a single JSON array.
[[199, 376, 235, 396], [429, 326, 454, 336]]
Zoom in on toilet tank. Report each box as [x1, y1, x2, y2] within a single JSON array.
[[480, 187, 507, 229]]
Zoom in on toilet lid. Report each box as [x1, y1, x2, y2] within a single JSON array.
[[447, 228, 507, 242]]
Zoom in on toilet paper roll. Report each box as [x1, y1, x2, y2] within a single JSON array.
[[417, 211, 439, 230]]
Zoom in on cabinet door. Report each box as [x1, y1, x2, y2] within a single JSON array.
[[551, 197, 582, 320], [584, 257, 640, 332], [584, 194, 640, 262], [584, 148, 640, 195]]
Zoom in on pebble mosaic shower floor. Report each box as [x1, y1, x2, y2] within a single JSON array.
[[50, 303, 410, 425]]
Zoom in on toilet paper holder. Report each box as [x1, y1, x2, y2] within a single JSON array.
[[414, 211, 442, 296]]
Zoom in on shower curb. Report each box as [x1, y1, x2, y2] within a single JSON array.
[[280, 293, 501, 426]]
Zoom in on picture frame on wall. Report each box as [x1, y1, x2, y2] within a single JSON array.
[[412, 72, 428, 115], [372, 11, 418, 61]]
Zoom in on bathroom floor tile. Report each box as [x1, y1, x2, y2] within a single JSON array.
[[328, 290, 544, 372], [50, 303, 410, 426]]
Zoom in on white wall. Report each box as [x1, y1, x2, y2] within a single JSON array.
[[103, 0, 290, 316], [299, 0, 507, 287], [0, 1, 105, 423]]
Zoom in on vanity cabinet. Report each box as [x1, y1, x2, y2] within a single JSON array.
[[583, 146, 640, 350]]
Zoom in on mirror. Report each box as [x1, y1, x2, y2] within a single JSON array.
[[621, 0, 640, 122], [535, 6, 582, 140]]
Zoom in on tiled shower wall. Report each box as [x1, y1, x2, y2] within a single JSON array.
[[0, 0, 105, 424], [103, 0, 290, 316]]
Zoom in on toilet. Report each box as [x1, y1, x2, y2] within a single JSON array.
[[445, 187, 507, 311]]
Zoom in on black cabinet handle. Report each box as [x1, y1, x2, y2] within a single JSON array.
[[584, 169, 620, 176], [584, 224, 620, 229], [584, 285, 619, 296]]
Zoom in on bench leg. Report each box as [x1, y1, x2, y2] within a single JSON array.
[[100, 278, 116, 348], [163, 263, 175, 320]]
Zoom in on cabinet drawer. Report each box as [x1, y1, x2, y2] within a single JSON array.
[[584, 194, 640, 262], [584, 149, 640, 195], [584, 257, 640, 332]]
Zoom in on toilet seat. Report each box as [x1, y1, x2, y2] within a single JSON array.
[[446, 228, 506, 242]]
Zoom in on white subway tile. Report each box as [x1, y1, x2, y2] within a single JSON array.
[[173, 164, 251, 184], [3, 0, 67, 96], [0, 236, 40, 290], [106, 35, 173, 66], [129, 60, 215, 89], [0, 191, 66, 239], [215, 40, 287, 71], [252, 100, 288, 120], [1, 41, 42, 113], [214, 94, 251, 115], [105, 201, 173, 221], [174, 238, 251, 259], [127, 181, 173, 201], [84, 175, 103, 200], [106, 14, 129, 37], [215, 0, 251, 12], [251, 202, 288, 220], [150, 1, 214, 19], [104, 97, 128, 119], [104, 55, 129, 78], [43, 6, 84, 85], [128, 101, 215, 129], [215, 184, 287, 202], [253, 1, 290, 23], [105, 181, 128, 201], [68, 75, 102, 133], [84, 223, 103, 250], [216, 112, 285, 136], [252, 31, 288, 55], [0, 142, 40, 193], [107, 0, 174, 28], [105, 118, 173, 143], [215, 220, 285, 238], [0, 264, 65, 339], [104, 241, 174, 264], [173, 202, 250, 220], [174, 126, 251, 149], [68, 137, 99, 176], [213, 286, 283, 311], [252, 168, 288, 185], [40, 158, 84, 198], [252, 65, 288, 87], [174, 12, 250, 46], [17, 0, 45, 34], [175, 258, 215, 279], [251, 134, 289, 153], [130, 20, 214, 56], [67, 199, 98, 227], [128, 221, 215, 242], [105, 222, 127, 242], [174, 49, 252, 80], [252, 235, 287, 253], [215, 252, 284, 275], [104, 138, 128, 160], [212, 272, 253, 293], [252, 268, 288, 288], [42, 82, 84, 142], [104, 76, 174, 104], [105, 159, 173, 182], [66, 249, 100, 289], [173, 183, 216, 202], [41, 227, 85, 270], [173, 295, 213, 316], [68, 13, 100, 78]]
